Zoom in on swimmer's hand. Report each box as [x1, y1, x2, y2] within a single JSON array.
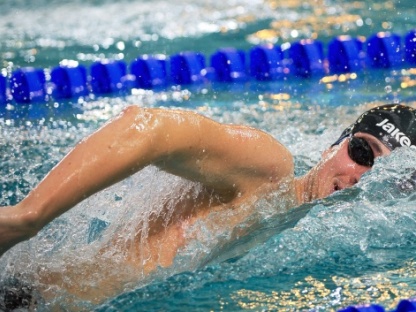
[[0, 206, 39, 258]]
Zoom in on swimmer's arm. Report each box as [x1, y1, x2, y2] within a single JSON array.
[[0, 105, 292, 255], [151, 110, 294, 198]]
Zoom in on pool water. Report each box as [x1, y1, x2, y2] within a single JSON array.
[[1, 0, 416, 311]]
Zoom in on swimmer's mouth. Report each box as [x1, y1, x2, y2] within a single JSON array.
[[333, 178, 358, 193]]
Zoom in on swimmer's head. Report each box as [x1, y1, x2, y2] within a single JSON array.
[[333, 104, 416, 151]]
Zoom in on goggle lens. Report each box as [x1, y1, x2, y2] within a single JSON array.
[[348, 137, 374, 167]]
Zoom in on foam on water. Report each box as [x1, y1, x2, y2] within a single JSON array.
[[0, 0, 388, 67], [0, 0, 274, 68], [96, 149, 416, 312], [0, 0, 296, 45]]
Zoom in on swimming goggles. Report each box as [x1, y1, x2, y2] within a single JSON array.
[[348, 136, 374, 167]]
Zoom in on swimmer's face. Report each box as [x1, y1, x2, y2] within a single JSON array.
[[314, 133, 391, 199]]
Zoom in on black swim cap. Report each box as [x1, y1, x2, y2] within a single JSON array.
[[334, 104, 416, 151]]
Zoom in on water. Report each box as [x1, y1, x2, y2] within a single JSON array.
[[1, 0, 416, 311]]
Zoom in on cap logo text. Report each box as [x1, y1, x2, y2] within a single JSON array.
[[376, 118, 416, 149]]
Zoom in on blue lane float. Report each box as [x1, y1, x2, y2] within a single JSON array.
[[210, 47, 247, 82], [405, 30, 416, 64], [249, 44, 284, 80], [51, 62, 88, 99], [130, 55, 168, 89], [338, 304, 386, 312], [328, 35, 365, 73], [90, 60, 128, 94], [367, 32, 403, 68], [2, 29, 416, 105], [10, 67, 46, 103], [0, 74, 6, 104], [338, 298, 416, 312], [395, 298, 416, 312], [288, 39, 325, 77], [170, 51, 206, 85]]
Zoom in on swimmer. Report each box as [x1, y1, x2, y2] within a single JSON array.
[[0, 103, 415, 304]]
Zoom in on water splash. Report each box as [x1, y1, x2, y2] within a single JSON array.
[[97, 148, 416, 311]]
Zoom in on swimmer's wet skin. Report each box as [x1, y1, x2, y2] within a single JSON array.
[[0, 103, 415, 306]]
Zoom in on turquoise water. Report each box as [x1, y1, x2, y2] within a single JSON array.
[[1, 0, 416, 311]]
